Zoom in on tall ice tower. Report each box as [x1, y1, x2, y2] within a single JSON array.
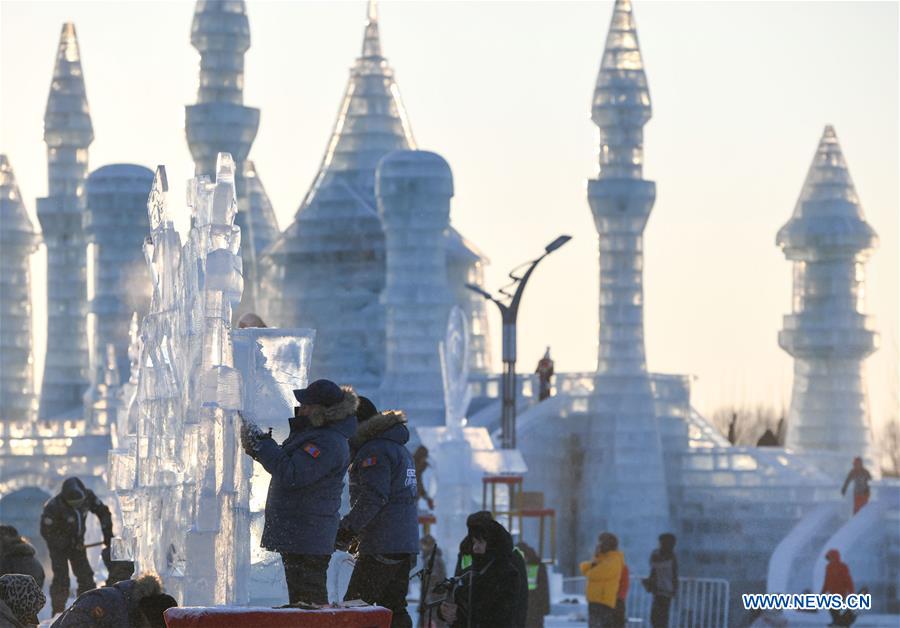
[[777, 126, 878, 464], [376, 150, 456, 425], [261, 1, 415, 392], [186, 0, 279, 317], [0, 156, 41, 424], [585, 0, 670, 563], [37, 23, 93, 419]]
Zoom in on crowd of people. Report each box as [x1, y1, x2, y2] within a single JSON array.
[[0, 375, 878, 628]]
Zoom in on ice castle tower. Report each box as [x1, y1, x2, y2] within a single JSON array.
[[186, 0, 279, 318], [777, 126, 879, 464], [514, 0, 669, 570], [376, 150, 456, 425], [0, 156, 41, 424], [260, 1, 492, 394], [83, 165, 154, 393], [583, 0, 671, 563], [37, 23, 93, 419]]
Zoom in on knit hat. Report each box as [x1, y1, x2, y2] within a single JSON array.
[[0, 574, 45, 625], [356, 396, 378, 422]]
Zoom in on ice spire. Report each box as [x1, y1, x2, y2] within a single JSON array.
[[362, 0, 382, 57], [186, 0, 278, 318], [777, 126, 878, 464], [37, 22, 94, 419], [593, 0, 651, 180], [0, 155, 41, 424], [584, 0, 669, 567]]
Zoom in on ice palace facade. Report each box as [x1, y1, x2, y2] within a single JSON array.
[[0, 0, 897, 624]]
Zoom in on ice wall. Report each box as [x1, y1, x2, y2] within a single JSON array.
[[109, 154, 251, 605]]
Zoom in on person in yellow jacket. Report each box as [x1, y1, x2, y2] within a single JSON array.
[[579, 532, 624, 628]]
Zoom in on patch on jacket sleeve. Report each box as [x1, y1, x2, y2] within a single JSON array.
[[302, 443, 321, 458], [361, 456, 377, 468], [43, 517, 54, 526], [91, 606, 105, 618]]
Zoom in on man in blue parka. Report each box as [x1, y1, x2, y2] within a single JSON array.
[[338, 396, 419, 628], [240, 379, 358, 606], [51, 572, 177, 628]]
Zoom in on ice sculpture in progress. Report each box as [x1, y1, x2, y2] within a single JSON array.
[[778, 126, 879, 464], [109, 154, 251, 605]]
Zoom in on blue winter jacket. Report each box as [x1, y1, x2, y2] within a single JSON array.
[[51, 575, 162, 628], [255, 389, 358, 555], [341, 411, 419, 554]]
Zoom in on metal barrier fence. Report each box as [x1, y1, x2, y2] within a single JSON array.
[[561, 575, 730, 627]]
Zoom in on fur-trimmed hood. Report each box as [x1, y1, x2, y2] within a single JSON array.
[[114, 572, 163, 609], [351, 410, 408, 450], [306, 387, 359, 427]]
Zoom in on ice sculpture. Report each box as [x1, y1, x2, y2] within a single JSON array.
[[777, 126, 879, 465], [416, 308, 527, 569], [37, 22, 93, 419], [583, 0, 670, 564], [83, 164, 154, 429], [377, 150, 456, 425], [260, 1, 492, 388], [428, 307, 476, 570], [109, 154, 251, 605], [0, 155, 40, 425], [186, 0, 279, 318]]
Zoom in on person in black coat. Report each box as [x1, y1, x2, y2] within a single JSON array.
[[0, 526, 44, 588], [40, 478, 114, 615], [51, 572, 177, 628], [240, 379, 358, 606], [440, 519, 521, 628], [338, 397, 419, 628], [454, 512, 528, 628]]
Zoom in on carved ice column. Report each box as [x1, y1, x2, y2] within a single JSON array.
[[376, 150, 455, 424]]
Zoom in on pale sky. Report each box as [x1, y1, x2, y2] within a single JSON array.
[[1, 1, 897, 432]]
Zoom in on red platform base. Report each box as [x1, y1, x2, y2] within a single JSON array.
[[164, 605, 392, 628]]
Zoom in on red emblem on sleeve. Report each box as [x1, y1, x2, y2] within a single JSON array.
[[303, 443, 321, 458]]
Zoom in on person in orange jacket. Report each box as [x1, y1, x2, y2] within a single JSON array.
[[821, 549, 854, 626], [579, 532, 624, 628]]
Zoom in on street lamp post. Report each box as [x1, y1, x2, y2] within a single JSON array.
[[466, 235, 572, 449]]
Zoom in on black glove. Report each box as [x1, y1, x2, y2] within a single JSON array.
[[335, 526, 355, 552]]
